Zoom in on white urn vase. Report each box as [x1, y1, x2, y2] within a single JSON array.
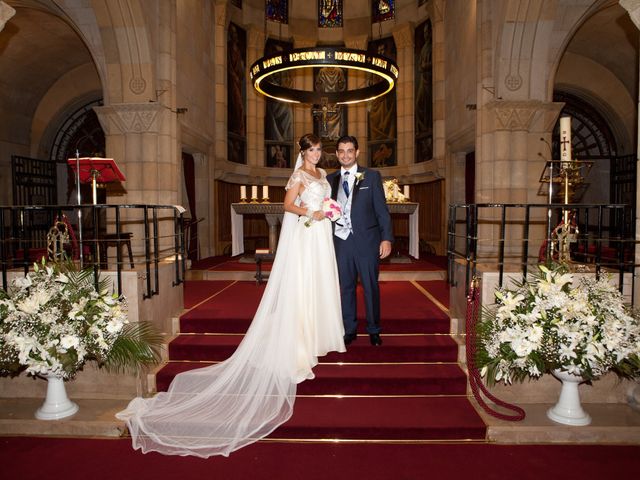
[[36, 374, 79, 420], [546, 369, 591, 426]]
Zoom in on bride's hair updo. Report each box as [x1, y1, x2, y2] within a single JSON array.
[[298, 133, 321, 153]]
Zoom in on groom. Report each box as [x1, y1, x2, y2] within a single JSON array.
[[328, 135, 393, 346]]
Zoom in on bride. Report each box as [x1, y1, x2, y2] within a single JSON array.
[[117, 133, 345, 457]]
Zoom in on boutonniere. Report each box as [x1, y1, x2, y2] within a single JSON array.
[[354, 172, 365, 185]]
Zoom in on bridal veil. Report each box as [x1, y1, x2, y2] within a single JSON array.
[[117, 153, 332, 457]]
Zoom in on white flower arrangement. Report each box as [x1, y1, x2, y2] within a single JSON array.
[[0, 261, 160, 379], [477, 265, 640, 385]]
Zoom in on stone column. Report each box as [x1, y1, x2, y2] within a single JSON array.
[[214, 1, 228, 164], [95, 102, 177, 259], [476, 100, 563, 257], [392, 24, 414, 167]]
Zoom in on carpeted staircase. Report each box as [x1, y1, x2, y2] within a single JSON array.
[[155, 279, 486, 442]]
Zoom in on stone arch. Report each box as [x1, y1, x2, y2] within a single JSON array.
[[53, 0, 156, 104]]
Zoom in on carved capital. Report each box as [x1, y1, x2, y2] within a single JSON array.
[[620, 0, 640, 30], [292, 36, 316, 49], [485, 100, 564, 132], [94, 103, 164, 135], [344, 35, 369, 51], [215, 0, 228, 27], [392, 23, 414, 49], [0, 1, 16, 33], [247, 25, 266, 50]]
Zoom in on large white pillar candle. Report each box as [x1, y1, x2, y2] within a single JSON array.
[[251, 185, 258, 199], [240, 185, 247, 199], [559, 116, 572, 168], [403, 185, 410, 199], [262, 185, 269, 199]]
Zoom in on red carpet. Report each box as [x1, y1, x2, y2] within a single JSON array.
[[1, 436, 638, 480], [156, 280, 486, 442], [178, 281, 450, 334], [183, 280, 234, 308]]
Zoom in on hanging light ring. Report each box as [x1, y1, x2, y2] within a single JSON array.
[[250, 47, 399, 105]]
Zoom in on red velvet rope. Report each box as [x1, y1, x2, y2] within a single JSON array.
[[465, 278, 526, 421]]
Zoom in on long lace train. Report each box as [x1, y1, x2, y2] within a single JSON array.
[[117, 192, 344, 457]]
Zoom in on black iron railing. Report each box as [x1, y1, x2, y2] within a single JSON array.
[[448, 203, 636, 301], [0, 204, 187, 297]]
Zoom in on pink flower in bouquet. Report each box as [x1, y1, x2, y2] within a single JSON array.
[[305, 198, 342, 227], [322, 198, 342, 222]]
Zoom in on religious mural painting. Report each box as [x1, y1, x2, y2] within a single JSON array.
[[318, 0, 343, 28], [227, 23, 247, 165], [372, 0, 395, 23], [414, 19, 433, 163], [367, 36, 397, 168], [264, 38, 294, 168], [266, 0, 288, 24]]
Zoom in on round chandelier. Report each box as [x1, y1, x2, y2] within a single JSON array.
[[250, 46, 399, 105]]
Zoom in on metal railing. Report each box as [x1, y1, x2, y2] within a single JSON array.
[[1, 204, 187, 297], [448, 203, 636, 301]]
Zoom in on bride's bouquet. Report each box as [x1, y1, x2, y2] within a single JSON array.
[[305, 198, 342, 227]]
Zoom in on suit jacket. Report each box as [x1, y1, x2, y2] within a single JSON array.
[[328, 166, 393, 254]]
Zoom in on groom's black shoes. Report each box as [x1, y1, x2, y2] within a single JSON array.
[[344, 333, 357, 345], [369, 333, 382, 346]]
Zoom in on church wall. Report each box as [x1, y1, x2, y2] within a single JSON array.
[[443, 0, 477, 146], [556, 52, 637, 155], [30, 63, 102, 159]]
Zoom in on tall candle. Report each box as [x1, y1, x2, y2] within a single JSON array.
[[262, 185, 269, 199], [403, 185, 410, 199], [251, 186, 258, 199], [559, 116, 572, 168], [240, 185, 247, 199]]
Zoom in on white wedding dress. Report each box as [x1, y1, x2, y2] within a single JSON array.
[[117, 165, 345, 458]]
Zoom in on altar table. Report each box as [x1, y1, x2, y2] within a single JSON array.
[[231, 202, 419, 258]]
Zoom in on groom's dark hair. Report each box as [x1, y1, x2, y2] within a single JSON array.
[[336, 135, 358, 150]]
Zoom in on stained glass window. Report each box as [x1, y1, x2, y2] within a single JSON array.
[[319, 0, 343, 28], [266, 0, 288, 24], [372, 0, 395, 23]]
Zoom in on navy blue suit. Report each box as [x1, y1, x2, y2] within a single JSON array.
[[328, 166, 393, 335]]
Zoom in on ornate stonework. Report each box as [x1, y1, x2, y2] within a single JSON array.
[[94, 103, 164, 135], [485, 100, 563, 132], [392, 23, 413, 49]]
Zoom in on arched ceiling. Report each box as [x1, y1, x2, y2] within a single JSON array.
[[564, 3, 639, 98], [0, 5, 95, 124]]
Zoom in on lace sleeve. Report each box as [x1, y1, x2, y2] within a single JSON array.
[[285, 170, 305, 190]]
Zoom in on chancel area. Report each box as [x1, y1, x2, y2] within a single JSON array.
[[1, 0, 639, 475]]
